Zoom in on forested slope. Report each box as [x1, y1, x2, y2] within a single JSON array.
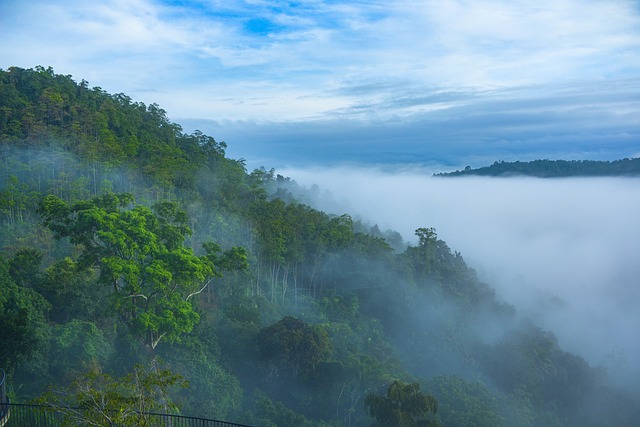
[[1, 66, 637, 426], [436, 158, 640, 177]]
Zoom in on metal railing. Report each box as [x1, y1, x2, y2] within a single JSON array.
[[5, 403, 253, 427], [1, 403, 253, 426], [0, 369, 252, 426], [0, 369, 8, 427]]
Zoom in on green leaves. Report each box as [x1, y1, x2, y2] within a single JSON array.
[[135, 292, 200, 349], [204, 242, 249, 273], [38, 364, 188, 426], [0, 257, 50, 372], [37, 194, 71, 234], [49, 320, 112, 378], [365, 380, 440, 427], [256, 316, 333, 382], [38, 193, 246, 349], [426, 375, 504, 427]]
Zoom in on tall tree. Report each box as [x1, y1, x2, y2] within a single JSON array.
[[37, 192, 247, 350], [365, 380, 440, 427], [0, 257, 50, 372], [38, 364, 187, 426], [256, 316, 333, 386]]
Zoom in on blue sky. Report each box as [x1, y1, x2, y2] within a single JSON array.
[[1, 0, 639, 169]]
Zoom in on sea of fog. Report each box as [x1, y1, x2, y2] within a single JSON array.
[[281, 166, 640, 390]]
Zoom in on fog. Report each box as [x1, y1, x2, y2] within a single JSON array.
[[280, 166, 640, 390]]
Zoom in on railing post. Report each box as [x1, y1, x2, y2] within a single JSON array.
[[0, 369, 9, 427], [0, 400, 253, 427], [0, 369, 5, 403]]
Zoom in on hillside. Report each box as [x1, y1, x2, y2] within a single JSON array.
[[1, 66, 638, 426], [435, 158, 640, 177]]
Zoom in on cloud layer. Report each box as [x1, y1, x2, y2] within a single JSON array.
[[281, 166, 640, 388]]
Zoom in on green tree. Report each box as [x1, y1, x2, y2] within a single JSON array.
[[38, 364, 187, 426], [365, 380, 440, 427], [159, 327, 243, 420], [48, 320, 112, 379], [8, 247, 43, 288], [0, 175, 35, 225], [248, 391, 313, 427], [37, 192, 247, 350], [39, 257, 102, 322], [0, 257, 50, 372], [413, 227, 437, 277], [426, 375, 504, 427], [256, 316, 333, 382]]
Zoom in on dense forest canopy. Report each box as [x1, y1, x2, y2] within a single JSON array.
[[435, 158, 640, 177], [1, 66, 638, 426]]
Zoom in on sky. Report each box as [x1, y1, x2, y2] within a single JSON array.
[[1, 0, 640, 168]]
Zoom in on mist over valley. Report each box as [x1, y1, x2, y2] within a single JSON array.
[[281, 166, 640, 390]]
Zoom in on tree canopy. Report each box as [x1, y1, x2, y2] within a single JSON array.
[[37, 192, 247, 349], [435, 158, 640, 177], [365, 380, 440, 427]]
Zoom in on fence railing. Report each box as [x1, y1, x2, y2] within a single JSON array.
[[0, 370, 251, 426], [0, 403, 252, 427], [0, 369, 8, 427]]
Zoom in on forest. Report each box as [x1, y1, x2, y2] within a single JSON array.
[[1, 66, 639, 426], [435, 158, 640, 177]]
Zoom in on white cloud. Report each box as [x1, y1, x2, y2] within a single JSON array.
[[4, 0, 639, 119], [280, 166, 640, 387], [294, 0, 640, 89]]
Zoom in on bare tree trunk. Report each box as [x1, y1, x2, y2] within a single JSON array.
[[282, 265, 289, 302]]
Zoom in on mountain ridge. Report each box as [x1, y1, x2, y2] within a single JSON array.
[[435, 158, 640, 177]]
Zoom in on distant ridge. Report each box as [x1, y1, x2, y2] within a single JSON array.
[[435, 158, 640, 177]]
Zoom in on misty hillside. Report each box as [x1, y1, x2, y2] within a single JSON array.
[[435, 158, 640, 177], [1, 66, 639, 426]]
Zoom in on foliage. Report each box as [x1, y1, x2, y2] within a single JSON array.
[[365, 380, 440, 427], [426, 375, 504, 427], [256, 316, 333, 382], [0, 256, 50, 372], [158, 329, 244, 420], [436, 158, 640, 177], [36, 192, 245, 349], [48, 320, 113, 380], [37, 364, 188, 426], [476, 324, 634, 427], [7, 247, 43, 287], [248, 197, 354, 302], [38, 257, 103, 322], [247, 391, 315, 427]]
